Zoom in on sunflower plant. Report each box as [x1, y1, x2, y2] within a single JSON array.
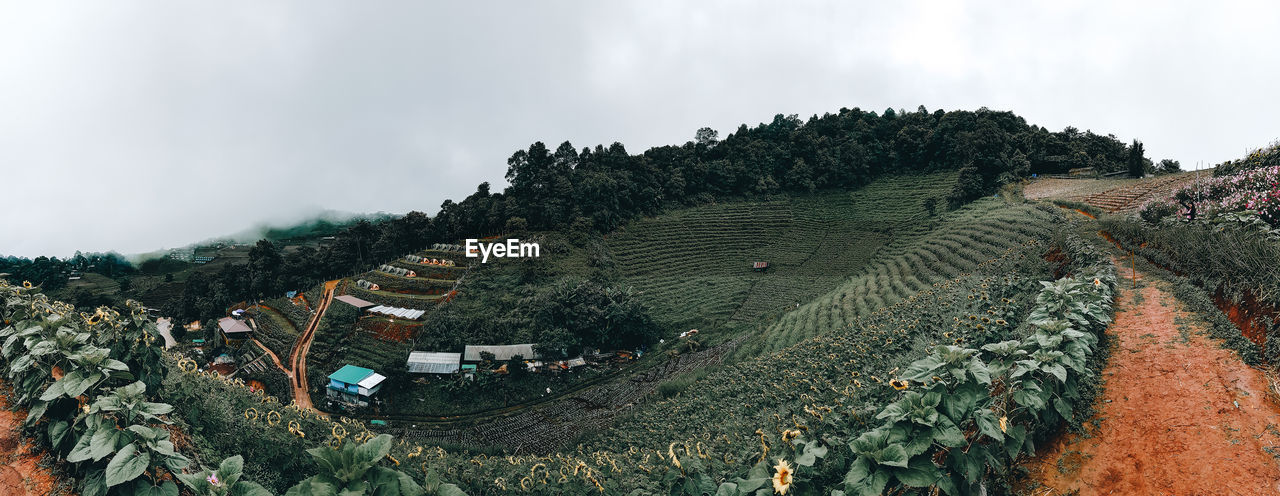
[[842, 259, 1116, 495]]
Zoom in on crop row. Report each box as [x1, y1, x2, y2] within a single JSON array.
[[246, 306, 300, 360], [344, 284, 444, 310], [263, 296, 312, 330], [410, 224, 1067, 493], [742, 201, 1056, 357], [602, 175, 960, 334], [359, 270, 455, 295]]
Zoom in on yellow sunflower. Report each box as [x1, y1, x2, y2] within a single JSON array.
[[772, 458, 793, 495], [889, 379, 909, 391]]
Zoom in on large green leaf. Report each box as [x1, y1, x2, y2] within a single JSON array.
[[130, 479, 178, 496], [844, 461, 891, 496], [67, 428, 98, 463], [715, 482, 739, 496], [285, 478, 338, 496], [941, 380, 983, 423], [877, 443, 909, 468], [436, 483, 468, 496], [1053, 397, 1074, 421], [65, 370, 103, 398], [229, 481, 275, 496], [901, 355, 945, 381], [1044, 363, 1068, 383], [48, 420, 69, 447], [973, 409, 1004, 442], [219, 455, 246, 488], [948, 448, 983, 484], [23, 400, 48, 426], [88, 425, 124, 461], [894, 455, 943, 487], [931, 416, 966, 448], [105, 443, 150, 487], [81, 469, 108, 496], [38, 376, 67, 401]]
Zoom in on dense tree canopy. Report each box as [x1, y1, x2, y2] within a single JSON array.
[[0, 251, 134, 292], [90, 106, 1140, 322]]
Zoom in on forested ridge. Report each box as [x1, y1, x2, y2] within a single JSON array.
[[9, 106, 1143, 322]]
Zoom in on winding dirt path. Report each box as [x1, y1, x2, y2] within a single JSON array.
[[250, 337, 288, 371], [288, 280, 337, 412], [1025, 259, 1280, 495], [0, 389, 64, 495], [247, 280, 337, 414]]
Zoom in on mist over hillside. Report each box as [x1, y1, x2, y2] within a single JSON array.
[[126, 209, 397, 262]]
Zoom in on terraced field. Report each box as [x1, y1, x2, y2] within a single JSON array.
[[606, 173, 958, 336], [246, 305, 301, 360], [1079, 173, 1198, 212], [735, 198, 1059, 357], [1024, 172, 1200, 213]]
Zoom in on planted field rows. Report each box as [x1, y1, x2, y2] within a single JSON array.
[[606, 172, 957, 334], [263, 297, 313, 330], [247, 306, 301, 361], [740, 199, 1057, 357], [344, 284, 445, 309], [417, 208, 1062, 490]]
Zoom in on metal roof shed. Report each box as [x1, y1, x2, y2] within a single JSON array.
[[217, 317, 252, 335], [329, 365, 375, 385], [335, 295, 376, 310], [406, 352, 462, 374]]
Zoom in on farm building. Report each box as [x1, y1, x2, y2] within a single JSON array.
[[217, 317, 253, 345], [334, 295, 376, 311], [367, 305, 426, 320], [463, 344, 538, 363], [752, 261, 769, 272], [326, 365, 386, 408], [406, 351, 462, 374]]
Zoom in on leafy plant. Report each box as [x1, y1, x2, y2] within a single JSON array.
[[285, 434, 461, 496], [177, 456, 273, 496]]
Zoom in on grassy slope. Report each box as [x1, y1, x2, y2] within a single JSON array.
[[597, 199, 1059, 449], [606, 173, 958, 341], [423, 201, 1066, 493], [304, 173, 957, 416], [735, 198, 1058, 357]]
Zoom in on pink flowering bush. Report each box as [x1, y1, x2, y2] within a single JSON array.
[[1139, 165, 1280, 226]]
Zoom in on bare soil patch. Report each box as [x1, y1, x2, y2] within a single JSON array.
[[0, 390, 68, 495], [1024, 261, 1280, 495]]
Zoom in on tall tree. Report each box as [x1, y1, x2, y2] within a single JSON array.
[[1127, 140, 1147, 178]]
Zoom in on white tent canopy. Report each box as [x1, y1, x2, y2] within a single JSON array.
[[367, 305, 426, 320]]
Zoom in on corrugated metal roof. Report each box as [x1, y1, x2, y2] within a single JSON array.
[[334, 295, 376, 309], [218, 317, 252, 334], [357, 372, 386, 389], [463, 344, 537, 362], [328, 364, 374, 385], [407, 352, 461, 374]]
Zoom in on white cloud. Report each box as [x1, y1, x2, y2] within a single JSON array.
[[2, 1, 1278, 256]]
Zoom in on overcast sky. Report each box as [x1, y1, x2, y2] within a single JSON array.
[[3, 2, 1278, 258]]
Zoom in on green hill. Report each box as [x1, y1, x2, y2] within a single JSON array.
[[607, 173, 958, 339]]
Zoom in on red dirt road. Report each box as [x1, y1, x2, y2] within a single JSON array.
[[288, 280, 337, 412], [1026, 261, 1280, 495], [0, 390, 64, 495], [249, 280, 337, 415]]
